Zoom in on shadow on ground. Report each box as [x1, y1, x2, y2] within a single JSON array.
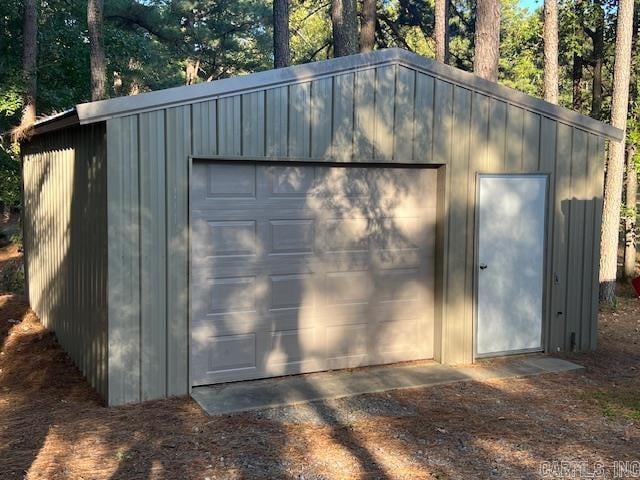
[[0, 283, 639, 479]]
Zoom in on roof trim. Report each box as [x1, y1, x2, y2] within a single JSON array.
[[32, 48, 623, 142], [395, 49, 623, 142], [31, 109, 79, 136]]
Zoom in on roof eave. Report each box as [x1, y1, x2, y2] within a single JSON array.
[[75, 49, 403, 125], [393, 49, 624, 142], [31, 109, 80, 136], [27, 48, 623, 143]]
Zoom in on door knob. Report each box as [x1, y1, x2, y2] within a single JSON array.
[[479, 263, 488, 270]]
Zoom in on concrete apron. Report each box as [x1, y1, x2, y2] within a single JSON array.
[[191, 356, 583, 416]]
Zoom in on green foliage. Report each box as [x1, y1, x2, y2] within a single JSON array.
[[621, 205, 637, 221], [1, 0, 639, 212], [0, 85, 23, 119], [0, 261, 24, 295], [10, 231, 22, 249], [1, 0, 276, 124], [37, 0, 91, 109], [448, 0, 474, 71], [587, 390, 640, 421], [0, 0, 27, 133], [499, 0, 543, 97], [1, 0, 278, 209], [0, 0, 631, 130], [628, 24, 640, 171], [0, 142, 21, 207], [290, 1, 332, 62], [557, 0, 618, 115]]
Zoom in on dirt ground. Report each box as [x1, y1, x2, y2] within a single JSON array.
[[0, 245, 638, 479]]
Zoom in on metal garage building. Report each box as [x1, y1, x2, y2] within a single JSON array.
[[21, 49, 622, 406]]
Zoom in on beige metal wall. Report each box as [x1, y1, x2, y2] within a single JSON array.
[[22, 124, 108, 399], [103, 63, 606, 404]]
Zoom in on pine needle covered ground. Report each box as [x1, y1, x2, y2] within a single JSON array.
[[0, 243, 638, 479]]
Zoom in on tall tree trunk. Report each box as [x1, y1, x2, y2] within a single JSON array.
[[543, 0, 559, 103], [624, 145, 638, 278], [591, 51, 603, 119], [589, 14, 604, 119], [473, 0, 501, 82], [599, 0, 635, 302], [359, 0, 376, 52], [332, 0, 358, 57], [20, 0, 38, 127], [88, 0, 106, 101], [273, 0, 290, 67], [434, 0, 449, 63], [572, 53, 583, 111]]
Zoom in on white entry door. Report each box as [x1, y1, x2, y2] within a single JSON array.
[[476, 175, 547, 357]]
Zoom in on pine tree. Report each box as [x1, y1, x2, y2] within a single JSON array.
[[473, 0, 501, 81], [332, 0, 358, 57], [20, 0, 37, 126], [435, 0, 449, 63], [360, 0, 376, 52], [599, 0, 636, 302], [273, 0, 290, 67], [88, 0, 106, 101], [543, 0, 559, 103]]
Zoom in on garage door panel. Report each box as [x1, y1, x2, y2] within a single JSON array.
[[370, 319, 425, 357], [205, 333, 257, 371], [371, 217, 423, 251], [326, 323, 369, 368], [265, 328, 324, 369], [269, 273, 315, 310], [367, 249, 423, 270], [265, 165, 317, 197], [194, 327, 328, 385], [193, 202, 313, 215], [374, 299, 426, 324], [324, 270, 373, 305], [191, 219, 257, 257], [191, 257, 317, 283], [205, 276, 258, 315], [315, 166, 371, 198], [376, 268, 422, 301], [205, 220, 258, 257], [261, 312, 316, 331], [192, 319, 253, 338], [316, 252, 371, 272], [192, 331, 265, 386], [194, 163, 257, 199], [191, 162, 436, 386], [323, 306, 372, 328], [321, 218, 370, 252], [193, 277, 319, 329], [193, 314, 325, 348], [268, 219, 315, 254]]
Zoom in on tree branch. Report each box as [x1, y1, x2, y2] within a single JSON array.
[[304, 40, 332, 62], [378, 12, 413, 51]]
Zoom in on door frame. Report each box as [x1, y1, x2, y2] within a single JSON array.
[[472, 172, 551, 361], [187, 156, 446, 387]]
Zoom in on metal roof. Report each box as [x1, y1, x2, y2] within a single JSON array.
[[32, 48, 623, 142]]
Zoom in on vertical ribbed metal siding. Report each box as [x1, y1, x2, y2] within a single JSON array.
[[106, 115, 141, 405], [165, 106, 190, 397], [103, 63, 607, 404], [139, 111, 167, 401], [22, 124, 108, 399], [105, 106, 192, 405]]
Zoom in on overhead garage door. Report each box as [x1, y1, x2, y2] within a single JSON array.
[[190, 162, 437, 386]]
